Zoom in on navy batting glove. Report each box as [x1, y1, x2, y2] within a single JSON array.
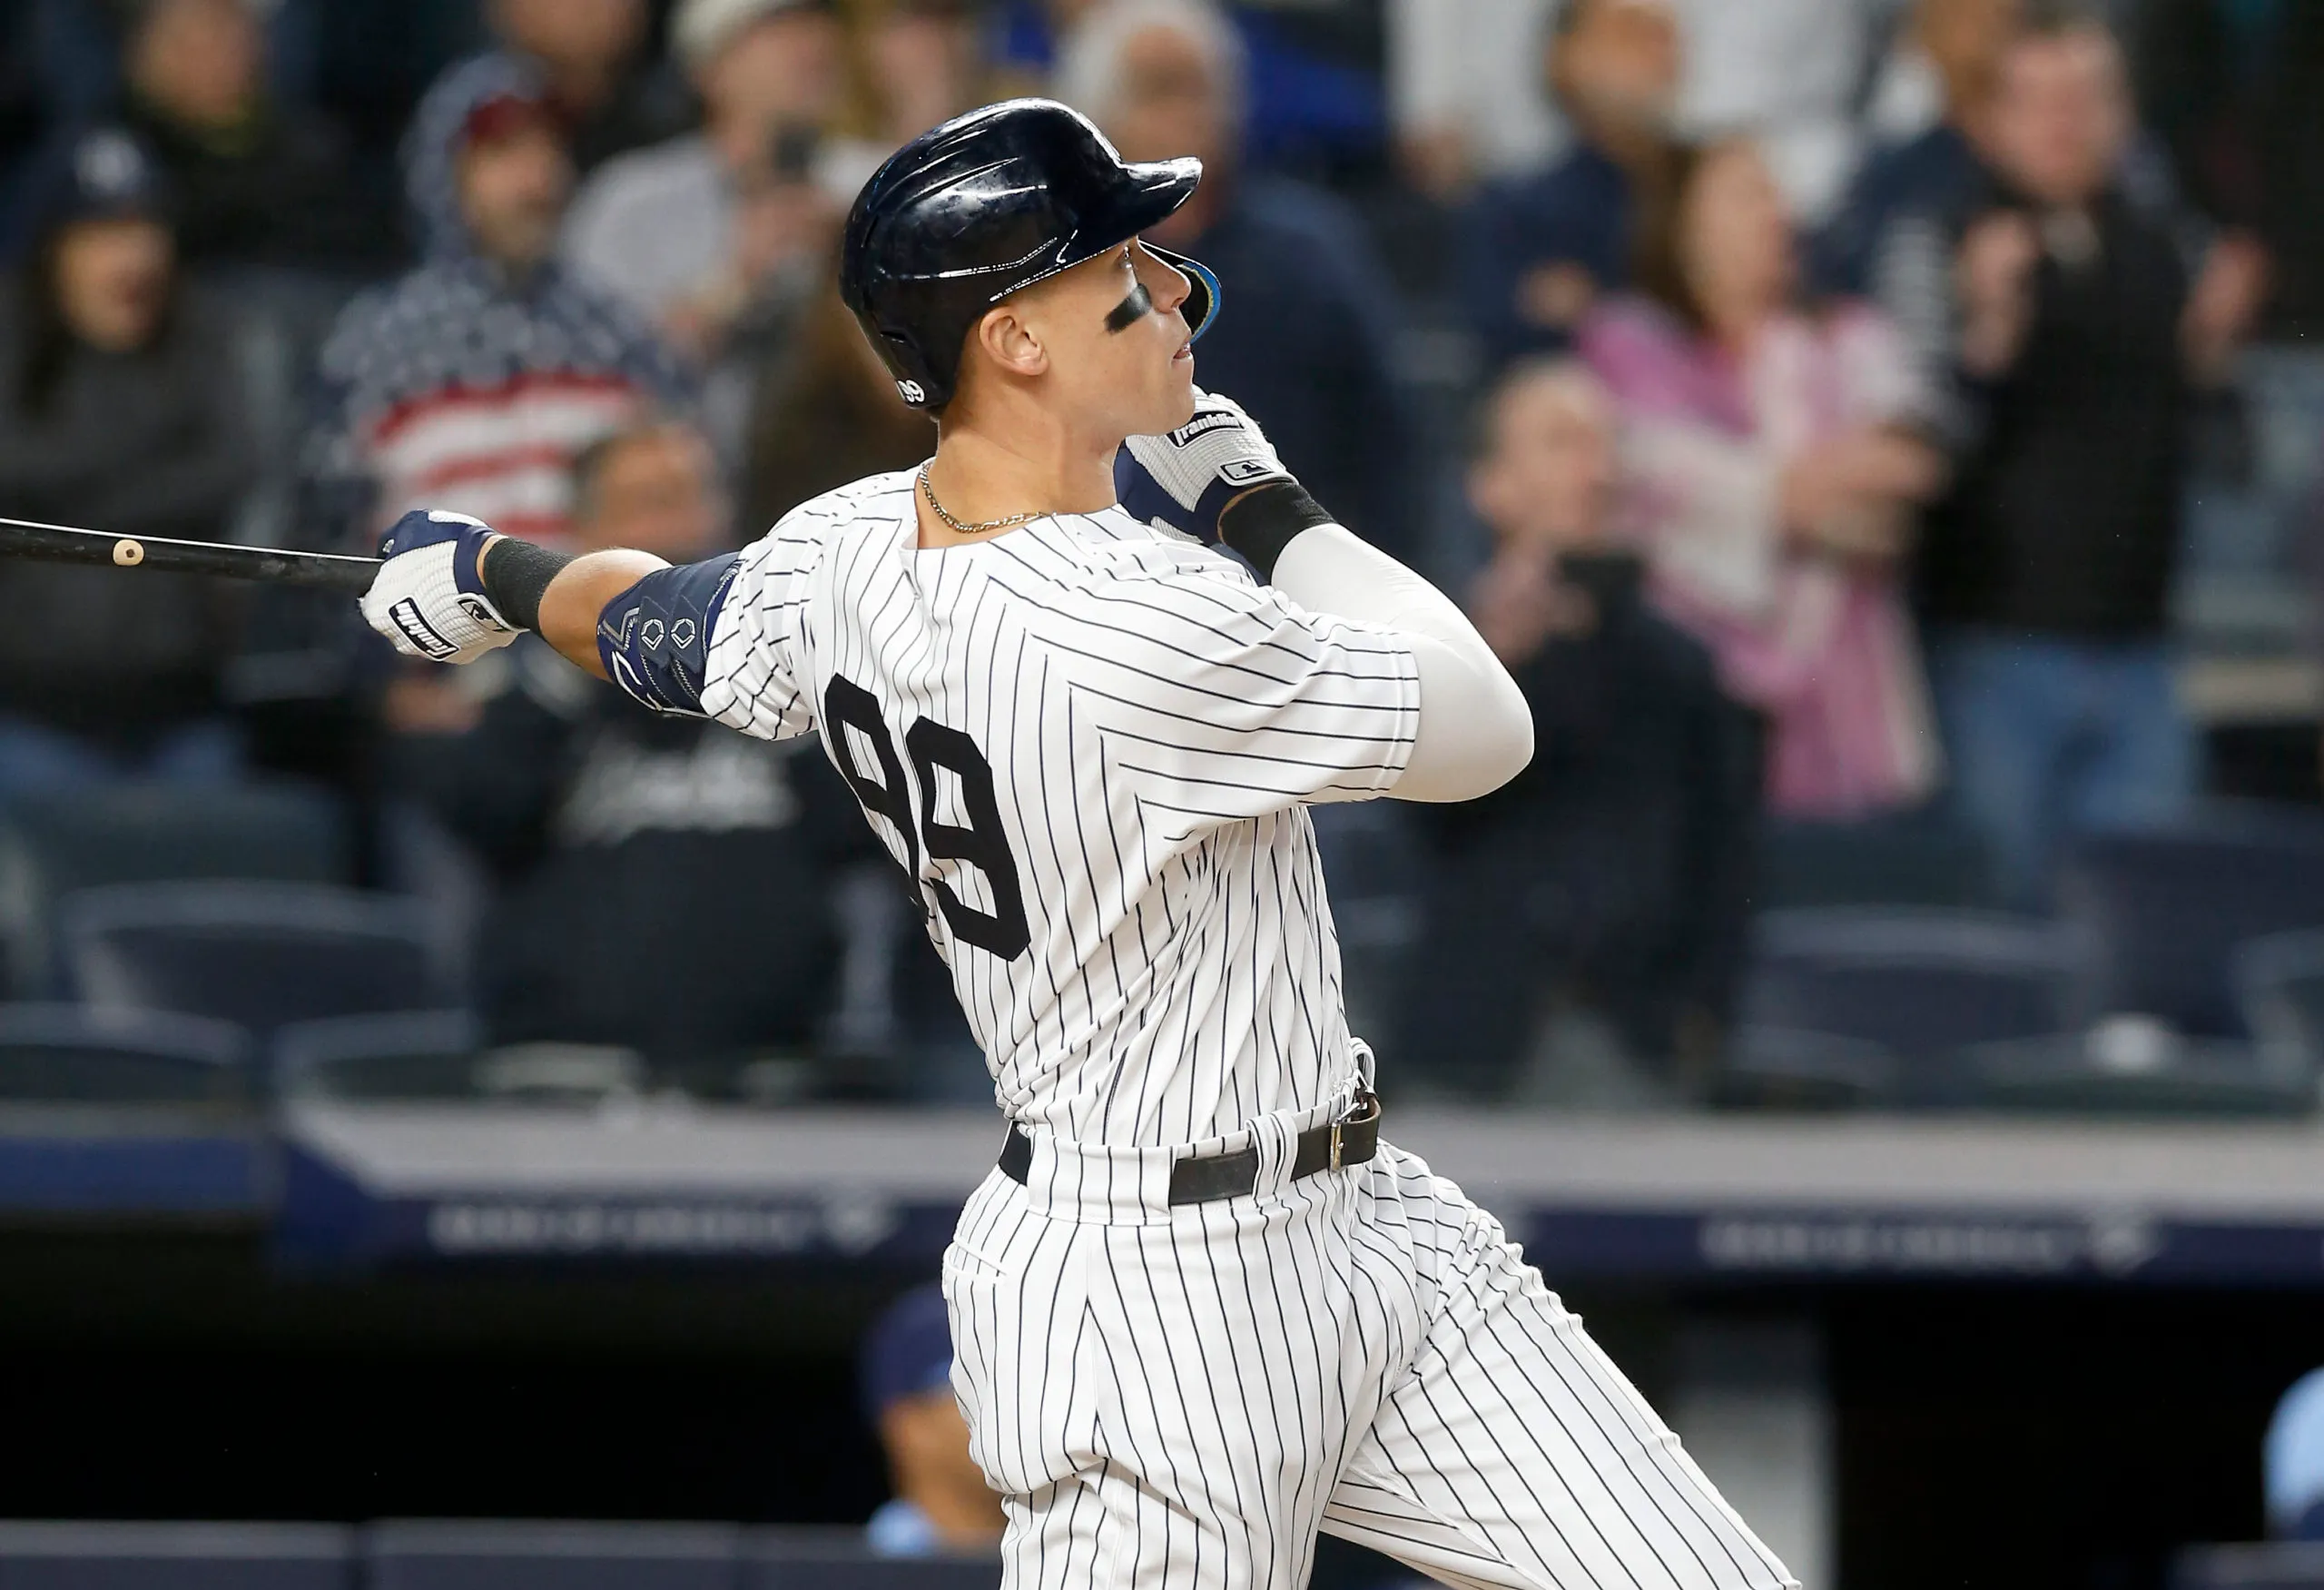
[[1116, 389, 1295, 545]]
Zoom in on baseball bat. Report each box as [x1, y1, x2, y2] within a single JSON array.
[[0, 514, 380, 595]]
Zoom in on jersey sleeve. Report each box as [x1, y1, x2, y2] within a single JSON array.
[[1043, 566, 1421, 820], [695, 514, 821, 742]]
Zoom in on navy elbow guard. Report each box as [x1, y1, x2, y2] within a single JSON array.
[[596, 553, 742, 715]]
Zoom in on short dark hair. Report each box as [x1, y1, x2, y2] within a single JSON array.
[[2017, 0, 2106, 36], [569, 418, 700, 522]]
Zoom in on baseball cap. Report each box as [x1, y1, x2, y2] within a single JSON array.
[[21, 125, 173, 240], [672, 0, 833, 71], [860, 1284, 956, 1422], [460, 89, 560, 150]]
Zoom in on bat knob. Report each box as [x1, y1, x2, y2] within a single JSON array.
[[112, 539, 143, 568]]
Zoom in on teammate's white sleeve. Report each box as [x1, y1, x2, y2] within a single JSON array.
[[696, 515, 820, 741], [1041, 561, 1423, 824], [1271, 523, 1533, 803]]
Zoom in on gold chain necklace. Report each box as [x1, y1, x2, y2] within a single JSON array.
[[918, 463, 1045, 537]]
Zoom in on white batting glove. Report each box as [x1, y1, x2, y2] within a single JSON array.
[[1115, 388, 1296, 545], [358, 509, 524, 665]]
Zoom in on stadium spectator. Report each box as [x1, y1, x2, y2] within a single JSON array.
[[563, 0, 858, 367], [2133, 0, 2324, 337], [0, 125, 255, 789], [1907, 10, 2266, 904], [1389, 0, 1561, 199], [388, 418, 860, 1074], [860, 1285, 1001, 1557], [1581, 138, 1945, 821], [1058, 0, 1422, 564], [745, 277, 934, 528], [487, 0, 694, 176], [298, 55, 688, 556], [1669, 0, 1868, 225], [1399, 360, 1758, 1100], [865, 0, 988, 149], [115, 0, 397, 272], [1816, 0, 2023, 296], [1455, 0, 1680, 371]]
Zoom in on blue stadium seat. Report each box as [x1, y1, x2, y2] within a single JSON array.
[[2060, 807, 2324, 1037], [361, 1521, 743, 1590], [1755, 816, 1998, 910], [271, 1010, 481, 1101], [743, 1528, 1000, 1590], [2237, 930, 2324, 1083], [0, 1521, 352, 1589], [0, 783, 350, 996], [1738, 908, 2082, 1101], [0, 1003, 251, 1105], [59, 883, 458, 1044]]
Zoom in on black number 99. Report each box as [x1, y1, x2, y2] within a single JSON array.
[[823, 675, 1031, 960]]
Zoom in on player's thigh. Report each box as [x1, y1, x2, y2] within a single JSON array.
[[1324, 1159, 1796, 1590]]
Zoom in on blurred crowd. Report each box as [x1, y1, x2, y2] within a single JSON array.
[[0, 0, 2316, 1105]]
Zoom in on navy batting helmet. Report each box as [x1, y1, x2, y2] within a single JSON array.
[[840, 98, 1222, 412]]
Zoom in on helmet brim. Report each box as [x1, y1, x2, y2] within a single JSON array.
[[1053, 155, 1202, 281]]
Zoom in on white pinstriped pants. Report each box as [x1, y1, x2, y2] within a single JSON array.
[[941, 1094, 1797, 1590]]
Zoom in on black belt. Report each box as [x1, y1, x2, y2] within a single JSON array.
[[998, 1091, 1381, 1205]]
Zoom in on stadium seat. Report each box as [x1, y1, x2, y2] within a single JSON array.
[[361, 1520, 743, 1590], [1712, 1025, 1900, 1111], [2237, 930, 2324, 1082], [1754, 816, 1998, 910], [1738, 908, 2083, 1101], [59, 883, 458, 1043], [1960, 1031, 2313, 1117], [0, 1521, 353, 1589], [2059, 807, 2324, 1037], [272, 1011, 481, 1101], [0, 783, 350, 996], [744, 1528, 1000, 1590], [2173, 1541, 2324, 1588], [0, 1003, 251, 1106]]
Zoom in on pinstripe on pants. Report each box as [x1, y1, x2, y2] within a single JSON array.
[[942, 1093, 1797, 1590]]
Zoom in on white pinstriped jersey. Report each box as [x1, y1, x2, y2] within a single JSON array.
[[697, 469, 1420, 1145]]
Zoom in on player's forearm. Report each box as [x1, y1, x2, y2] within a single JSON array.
[[482, 537, 668, 681], [1270, 524, 1533, 802]]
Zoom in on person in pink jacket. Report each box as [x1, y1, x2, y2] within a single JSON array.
[[1581, 136, 1946, 820]]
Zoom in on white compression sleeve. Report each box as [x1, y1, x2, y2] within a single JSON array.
[[1270, 524, 1533, 803]]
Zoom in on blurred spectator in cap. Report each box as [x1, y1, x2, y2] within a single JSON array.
[[1905, 8, 2264, 904], [1400, 360, 1758, 1100], [0, 124, 256, 790], [389, 416, 865, 1079], [1581, 137, 1945, 821], [1455, 0, 1680, 373], [860, 1285, 1000, 1558], [1059, 0, 1422, 566], [117, 0, 399, 272], [564, 0, 859, 370], [487, 0, 694, 176], [1815, 0, 2023, 297], [297, 54, 688, 559]]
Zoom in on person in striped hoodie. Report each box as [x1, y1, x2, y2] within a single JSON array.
[[296, 53, 691, 558]]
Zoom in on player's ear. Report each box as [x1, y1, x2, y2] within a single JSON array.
[[975, 304, 1049, 381]]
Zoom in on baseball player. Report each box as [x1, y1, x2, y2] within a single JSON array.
[[360, 98, 1794, 1590]]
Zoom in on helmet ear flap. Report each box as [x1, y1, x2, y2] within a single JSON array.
[[1144, 244, 1221, 342]]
